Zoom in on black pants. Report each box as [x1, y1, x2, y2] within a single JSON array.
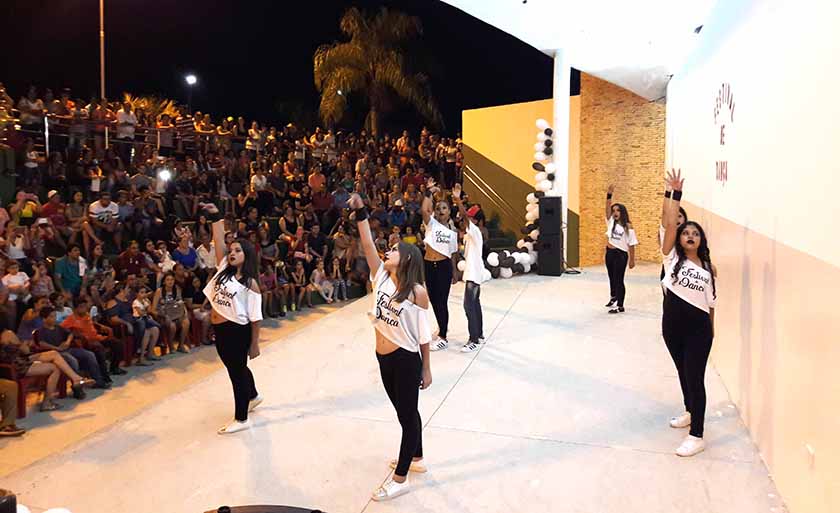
[[377, 348, 423, 477], [214, 321, 258, 421], [424, 259, 452, 339], [662, 291, 713, 437], [463, 281, 483, 342], [605, 248, 629, 307]]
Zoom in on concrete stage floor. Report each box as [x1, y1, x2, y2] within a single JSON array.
[[2, 264, 786, 513]]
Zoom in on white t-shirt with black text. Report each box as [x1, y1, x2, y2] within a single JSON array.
[[424, 217, 458, 257], [89, 201, 120, 224], [662, 248, 716, 313], [368, 263, 432, 353], [605, 217, 639, 252]]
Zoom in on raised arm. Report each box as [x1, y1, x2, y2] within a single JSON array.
[[348, 193, 382, 275], [421, 177, 438, 225], [661, 178, 672, 224], [661, 169, 684, 256], [451, 183, 470, 225], [212, 219, 226, 266], [605, 184, 615, 220]]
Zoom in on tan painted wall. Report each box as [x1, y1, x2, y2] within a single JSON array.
[[666, 2, 840, 512], [578, 74, 666, 266]]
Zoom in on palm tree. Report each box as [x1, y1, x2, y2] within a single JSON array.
[[122, 93, 180, 121], [314, 7, 442, 136]]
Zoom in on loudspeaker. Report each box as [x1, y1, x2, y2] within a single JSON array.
[[538, 196, 562, 236], [537, 233, 564, 276]]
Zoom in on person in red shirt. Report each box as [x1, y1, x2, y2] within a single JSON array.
[[61, 299, 126, 376]]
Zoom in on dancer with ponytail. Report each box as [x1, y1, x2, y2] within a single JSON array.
[[207, 219, 263, 435], [348, 192, 433, 501], [421, 178, 458, 350], [661, 169, 717, 457], [604, 185, 638, 313]]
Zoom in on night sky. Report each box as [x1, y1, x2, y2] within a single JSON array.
[[2, 0, 553, 135]]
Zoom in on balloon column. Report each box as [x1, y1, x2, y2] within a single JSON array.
[[482, 118, 555, 279]]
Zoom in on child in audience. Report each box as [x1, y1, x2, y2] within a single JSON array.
[[330, 256, 348, 301], [310, 258, 334, 304]]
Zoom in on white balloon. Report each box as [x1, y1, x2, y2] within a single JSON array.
[[501, 250, 511, 257], [481, 268, 492, 282], [525, 203, 538, 213], [486, 252, 499, 267], [512, 253, 524, 264], [534, 142, 545, 152], [534, 151, 547, 161], [516, 239, 526, 249], [526, 193, 537, 204], [530, 229, 540, 239], [44, 510, 73, 513], [520, 253, 532, 265], [537, 132, 547, 142], [539, 179, 553, 191], [535, 171, 547, 182], [525, 211, 537, 222], [536, 118, 550, 130], [524, 242, 534, 252], [457, 260, 466, 272], [500, 267, 513, 279], [17, 506, 32, 513], [522, 263, 531, 273], [545, 163, 556, 172], [529, 250, 538, 263]]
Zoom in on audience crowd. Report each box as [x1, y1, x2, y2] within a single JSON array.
[[0, 83, 488, 437]]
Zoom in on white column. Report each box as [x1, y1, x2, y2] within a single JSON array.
[[551, 49, 571, 260]]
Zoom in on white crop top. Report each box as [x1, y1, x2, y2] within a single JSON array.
[[424, 217, 458, 257], [368, 263, 432, 353], [203, 259, 263, 325], [662, 248, 717, 313], [605, 217, 639, 252]]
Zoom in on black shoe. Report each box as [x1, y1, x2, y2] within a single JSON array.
[[605, 298, 617, 308], [279, 310, 286, 317], [111, 367, 128, 376], [93, 381, 112, 389], [608, 307, 625, 314], [71, 384, 87, 400]]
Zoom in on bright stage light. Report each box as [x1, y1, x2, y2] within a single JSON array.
[[185, 74, 197, 86]]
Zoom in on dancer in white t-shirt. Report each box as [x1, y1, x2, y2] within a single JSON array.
[[451, 183, 484, 352], [604, 184, 639, 313], [348, 192, 433, 501], [660, 169, 717, 457], [421, 178, 458, 351]]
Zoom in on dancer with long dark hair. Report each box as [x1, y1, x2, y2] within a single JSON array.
[[604, 185, 638, 313], [348, 192, 433, 501], [661, 169, 717, 457], [421, 179, 458, 350], [206, 219, 263, 435]]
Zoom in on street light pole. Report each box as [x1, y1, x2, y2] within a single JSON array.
[[99, 0, 106, 100]]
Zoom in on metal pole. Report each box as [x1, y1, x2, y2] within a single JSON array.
[[188, 88, 192, 114], [99, 0, 106, 100]]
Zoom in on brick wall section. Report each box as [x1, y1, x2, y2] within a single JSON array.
[[578, 73, 666, 266]]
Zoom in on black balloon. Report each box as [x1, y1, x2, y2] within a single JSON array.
[[544, 147, 553, 156], [531, 162, 545, 172], [547, 173, 555, 181], [534, 191, 546, 198], [544, 139, 553, 148], [524, 236, 533, 243], [512, 264, 525, 273], [490, 267, 501, 279], [521, 226, 531, 234], [544, 128, 553, 136]]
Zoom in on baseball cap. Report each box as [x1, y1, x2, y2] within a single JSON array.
[[36, 218, 49, 226], [47, 190, 59, 199]]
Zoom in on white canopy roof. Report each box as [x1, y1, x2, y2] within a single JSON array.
[[440, 0, 717, 100]]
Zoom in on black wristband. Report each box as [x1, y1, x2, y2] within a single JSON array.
[[353, 207, 369, 221], [672, 190, 683, 201], [665, 191, 672, 199], [606, 193, 613, 200], [424, 189, 433, 198]]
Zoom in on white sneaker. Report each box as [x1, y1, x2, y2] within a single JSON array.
[[460, 341, 480, 353], [675, 435, 705, 457], [669, 411, 691, 428], [372, 477, 410, 501], [430, 337, 449, 351], [217, 418, 251, 435], [389, 458, 428, 473], [248, 394, 264, 412]]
